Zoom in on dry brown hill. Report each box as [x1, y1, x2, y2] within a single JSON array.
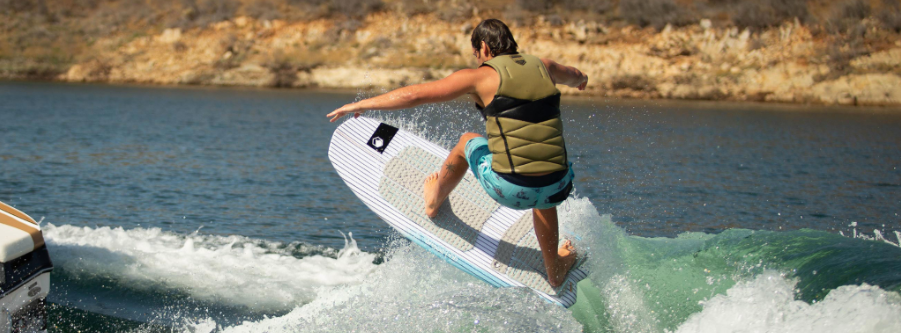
[[2, 0, 900, 105]]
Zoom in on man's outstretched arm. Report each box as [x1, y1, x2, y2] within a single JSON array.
[[541, 59, 588, 91], [327, 69, 484, 122]]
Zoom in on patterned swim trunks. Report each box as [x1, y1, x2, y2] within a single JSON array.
[[464, 137, 574, 210]]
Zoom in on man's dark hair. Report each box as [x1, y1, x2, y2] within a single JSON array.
[[470, 19, 518, 56]]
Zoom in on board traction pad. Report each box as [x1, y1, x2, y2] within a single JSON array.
[[380, 146, 560, 295]]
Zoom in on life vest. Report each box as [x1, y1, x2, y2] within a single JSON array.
[[479, 53, 567, 175]]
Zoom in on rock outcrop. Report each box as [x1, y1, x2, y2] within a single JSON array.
[[57, 13, 901, 106]]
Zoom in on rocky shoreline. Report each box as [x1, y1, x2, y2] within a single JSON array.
[[33, 13, 901, 106]]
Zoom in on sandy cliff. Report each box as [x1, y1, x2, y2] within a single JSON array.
[[57, 13, 901, 106]]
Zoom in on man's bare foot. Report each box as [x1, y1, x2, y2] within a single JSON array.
[[547, 240, 578, 287], [423, 172, 443, 218]]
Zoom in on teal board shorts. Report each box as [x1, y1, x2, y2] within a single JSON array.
[[464, 137, 574, 210]]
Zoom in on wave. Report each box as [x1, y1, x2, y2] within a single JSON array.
[[43, 224, 378, 323], [195, 236, 581, 333], [186, 198, 901, 333], [41, 196, 901, 332], [566, 197, 901, 333], [674, 272, 901, 333]]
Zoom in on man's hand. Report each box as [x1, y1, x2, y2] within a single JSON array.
[[574, 69, 588, 91], [327, 103, 364, 122], [565, 66, 588, 90], [542, 58, 588, 90]]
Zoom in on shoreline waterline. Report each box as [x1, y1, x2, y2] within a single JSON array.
[[4, 79, 899, 114]]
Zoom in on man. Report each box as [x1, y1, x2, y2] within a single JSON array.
[[327, 19, 588, 287]]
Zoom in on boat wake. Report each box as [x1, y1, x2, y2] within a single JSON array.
[[41, 196, 901, 332]]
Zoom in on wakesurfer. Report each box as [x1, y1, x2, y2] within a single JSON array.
[[327, 18, 588, 287]]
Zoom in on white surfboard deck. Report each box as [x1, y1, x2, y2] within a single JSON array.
[[328, 116, 588, 308]]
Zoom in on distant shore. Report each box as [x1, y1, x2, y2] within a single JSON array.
[[4, 12, 900, 107], [8, 78, 900, 116]]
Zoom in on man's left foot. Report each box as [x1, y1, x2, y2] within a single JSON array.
[[423, 172, 443, 218]]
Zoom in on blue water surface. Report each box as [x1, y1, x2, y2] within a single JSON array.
[[2, 81, 898, 250], [1, 81, 900, 332]]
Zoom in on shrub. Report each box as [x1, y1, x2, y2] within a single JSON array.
[[545, 14, 564, 26], [214, 34, 253, 69], [826, 0, 872, 33], [244, 0, 283, 21], [515, 0, 554, 12], [503, 4, 531, 26], [175, 0, 240, 28], [0, 0, 46, 14], [560, 0, 615, 15], [612, 74, 655, 91], [264, 56, 299, 88], [322, 19, 363, 42], [86, 0, 155, 35], [437, 6, 472, 22], [732, 0, 809, 31], [816, 30, 870, 82], [399, 0, 436, 16], [436, 0, 473, 22], [55, 0, 102, 17], [732, 3, 778, 30], [837, 0, 871, 20], [620, 0, 695, 30], [284, 0, 331, 20], [771, 0, 809, 21], [329, 0, 383, 19], [198, 0, 239, 25], [878, 0, 901, 32], [673, 73, 698, 85]]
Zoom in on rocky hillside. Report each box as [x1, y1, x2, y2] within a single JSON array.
[[3, 0, 901, 106]]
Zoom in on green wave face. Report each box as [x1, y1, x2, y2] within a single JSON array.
[[560, 198, 901, 333]]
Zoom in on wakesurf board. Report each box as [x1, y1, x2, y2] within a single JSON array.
[[328, 116, 588, 307]]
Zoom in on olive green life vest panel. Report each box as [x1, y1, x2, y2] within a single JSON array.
[[481, 54, 567, 175]]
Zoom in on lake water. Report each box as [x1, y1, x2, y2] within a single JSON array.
[[1, 81, 900, 332]]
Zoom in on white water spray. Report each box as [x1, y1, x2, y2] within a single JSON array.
[[43, 224, 378, 311]]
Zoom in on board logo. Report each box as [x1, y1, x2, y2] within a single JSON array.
[[371, 137, 384, 148], [367, 123, 399, 153]]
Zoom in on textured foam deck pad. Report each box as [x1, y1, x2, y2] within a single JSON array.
[[492, 213, 559, 295], [380, 147, 498, 252]]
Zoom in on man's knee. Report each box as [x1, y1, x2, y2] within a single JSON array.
[[458, 132, 482, 145]]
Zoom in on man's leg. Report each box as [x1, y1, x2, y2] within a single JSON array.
[[424, 132, 482, 218], [533, 207, 577, 287]]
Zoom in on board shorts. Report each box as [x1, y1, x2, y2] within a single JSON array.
[[464, 137, 574, 210]]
